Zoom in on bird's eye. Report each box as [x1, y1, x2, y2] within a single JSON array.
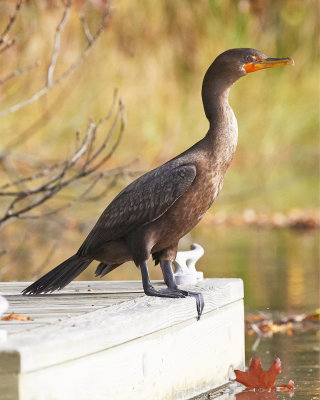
[[246, 56, 254, 63]]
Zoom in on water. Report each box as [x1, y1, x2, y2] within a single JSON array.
[[189, 226, 319, 400]]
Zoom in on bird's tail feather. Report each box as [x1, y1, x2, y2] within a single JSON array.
[[95, 262, 120, 277], [22, 255, 92, 295]]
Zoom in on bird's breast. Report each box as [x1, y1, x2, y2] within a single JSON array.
[[150, 163, 225, 252]]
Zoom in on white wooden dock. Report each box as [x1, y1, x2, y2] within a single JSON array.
[[0, 279, 244, 400]]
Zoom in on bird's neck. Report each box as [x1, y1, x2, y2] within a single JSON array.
[[202, 83, 238, 166], [205, 87, 232, 129]]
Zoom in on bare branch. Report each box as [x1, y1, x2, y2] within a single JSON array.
[[0, 86, 47, 117], [79, 14, 93, 44], [5, 86, 70, 150], [50, 162, 140, 202], [47, 1, 72, 87], [77, 173, 103, 200], [0, 160, 65, 191], [15, 121, 97, 199], [89, 98, 126, 170], [17, 205, 71, 221], [52, 8, 110, 87], [0, 60, 41, 86], [87, 98, 124, 167], [0, 0, 23, 45], [0, 2, 129, 231], [0, 39, 15, 54], [0, 3, 111, 118], [77, 164, 140, 202], [0, 98, 127, 228]]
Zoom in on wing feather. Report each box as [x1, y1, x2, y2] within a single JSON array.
[[78, 163, 196, 255]]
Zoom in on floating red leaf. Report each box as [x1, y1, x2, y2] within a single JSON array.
[[235, 358, 282, 389]]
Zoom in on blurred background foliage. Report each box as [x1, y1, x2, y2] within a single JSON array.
[[0, 0, 318, 299]]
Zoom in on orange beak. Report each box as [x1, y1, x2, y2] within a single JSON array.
[[244, 57, 294, 73]]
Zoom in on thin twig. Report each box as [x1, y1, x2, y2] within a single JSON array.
[[78, 166, 139, 202], [47, 2, 72, 87], [52, 8, 110, 87], [0, 39, 15, 54], [50, 162, 140, 202], [5, 85, 70, 149], [87, 99, 124, 167], [0, 60, 41, 86], [79, 14, 93, 44], [0, 86, 48, 117], [0, 160, 65, 191], [84, 89, 118, 166], [89, 99, 126, 170], [78, 173, 103, 200], [0, 0, 23, 45], [18, 205, 71, 221], [0, 92, 118, 192], [0, 4, 111, 118], [0, 99, 127, 227]]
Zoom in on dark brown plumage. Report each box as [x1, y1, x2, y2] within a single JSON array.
[[23, 48, 293, 318]]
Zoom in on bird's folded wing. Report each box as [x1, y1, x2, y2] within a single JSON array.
[[78, 163, 197, 254]]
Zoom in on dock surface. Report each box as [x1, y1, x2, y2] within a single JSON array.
[[0, 279, 244, 400]]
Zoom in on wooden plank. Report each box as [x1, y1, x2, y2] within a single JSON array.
[[0, 279, 243, 375], [0, 281, 157, 295]]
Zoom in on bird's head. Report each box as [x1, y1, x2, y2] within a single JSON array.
[[202, 48, 294, 121], [209, 48, 294, 83], [227, 48, 293, 76]]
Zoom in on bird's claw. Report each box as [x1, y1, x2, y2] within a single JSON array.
[[144, 286, 204, 320], [179, 290, 204, 320]]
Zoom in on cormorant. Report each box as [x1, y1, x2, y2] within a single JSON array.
[[23, 48, 294, 319]]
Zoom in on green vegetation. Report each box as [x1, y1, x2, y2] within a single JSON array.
[[0, 0, 318, 281]]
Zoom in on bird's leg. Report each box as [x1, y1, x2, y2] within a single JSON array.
[[140, 261, 186, 299], [140, 260, 204, 319], [160, 260, 204, 320], [160, 259, 178, 289]]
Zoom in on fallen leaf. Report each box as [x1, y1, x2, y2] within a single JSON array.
[[235, 358, 282, 389], [1, 312, 33, 321], [245, 314, 265, 324], [304, 309, 320, 322], [245, 311, 317, 337], [234, 359, 295, 398]]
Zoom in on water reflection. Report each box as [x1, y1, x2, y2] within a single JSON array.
[[189, 227, 319, 400], [189, 226, 319, 313], [236, 392, 277, 400], [195, 330, 319, 400], [287, 265, 305, 308]]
